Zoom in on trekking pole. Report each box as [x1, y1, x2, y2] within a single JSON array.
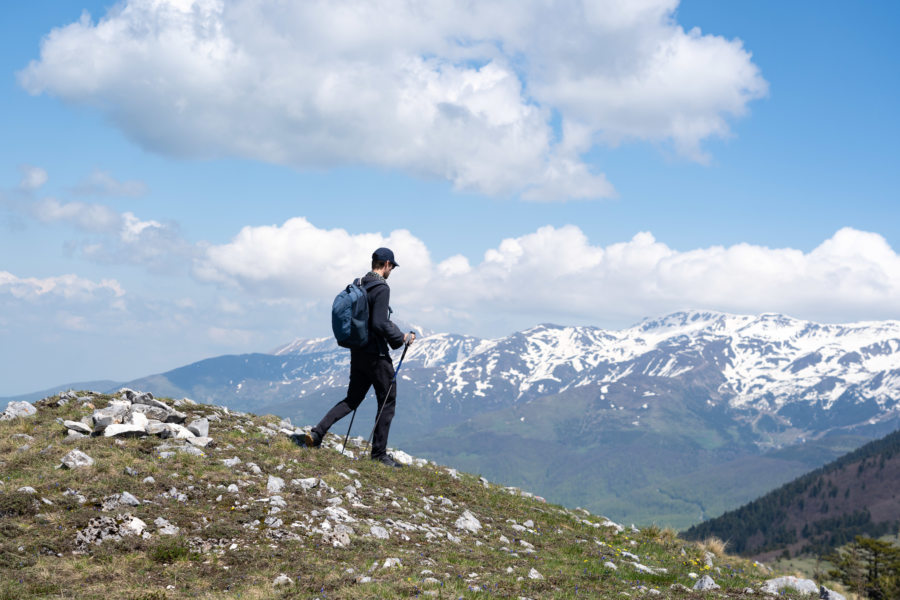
[[367, 334, 414, 451], [340, 408, 358, 456]]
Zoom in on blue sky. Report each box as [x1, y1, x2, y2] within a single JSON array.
[[1, 0, 899, 396]]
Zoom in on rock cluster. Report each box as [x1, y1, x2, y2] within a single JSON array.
[[60, 388, 214, 449]]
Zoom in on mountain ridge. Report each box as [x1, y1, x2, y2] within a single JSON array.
[[7, 309, 900, 528]]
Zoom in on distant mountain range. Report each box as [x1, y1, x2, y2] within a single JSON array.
[[682, 427, 900, 560], [7, 310, 900, 528]]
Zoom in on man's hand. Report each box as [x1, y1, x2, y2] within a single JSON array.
[[404, 331, 416, 346]]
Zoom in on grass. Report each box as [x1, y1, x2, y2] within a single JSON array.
[[0, 390, 820, 599]]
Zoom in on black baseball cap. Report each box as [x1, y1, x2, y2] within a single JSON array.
[[372, 247, 399, 267]]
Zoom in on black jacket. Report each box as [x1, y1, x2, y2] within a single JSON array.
[[355, 272, 406, 357]]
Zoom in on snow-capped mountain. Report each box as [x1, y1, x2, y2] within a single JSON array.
[[95, 310, 900, 528], [273, 310, 900, 430]]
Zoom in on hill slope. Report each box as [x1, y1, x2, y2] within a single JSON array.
[[0, 390, 839, 599], [682, 427, 900, 560]]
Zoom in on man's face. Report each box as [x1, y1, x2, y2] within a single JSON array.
[[383, 262, 395, 279]]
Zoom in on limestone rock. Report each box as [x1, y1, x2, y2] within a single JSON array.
[[370, 525, 390, 539], [153, 517, 179, 535], [186, 436, 214, 448], [820, 586, 846, 600], [103, 423, 148, 438], [60, 449, 94, 469], [273, 574, 293, 587], [455, 510, 482, 534], [187, 418, 209, 437], [693, 575, 721, 591], [2, 401, 37, 420], [761, 576, 819, 595], [528, 568, 544, 580], [63, 420, 92, 435], [267, 476, 286, 495]]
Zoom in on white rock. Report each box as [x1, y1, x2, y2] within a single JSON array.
[[382, 558, 402, 569], [297, 477, 319, 491], [186, 436, 213, 448], [155, 517, 180, 535], [60, 449, 94, 469], [267, 475, 286, 495], [761, 576, 819, 595], [128, 411, 149, 428], [63, 420, 92, 434], [370, 525, 390, 539], [273, 574, 293, 587], [104, 423, 148, 438], [693, 575, 720, 591], [187, 418, 209, 437], [222, 457, 241, 467], [455, 510, 482, 534], [528, 568, 543, 580], [122, 516, 147, 536], [389, 449, 414, 465], [2, 401, 37, 420], [119, 492, 141, 506], [604, 561, 617, 570], [820, 586, 846, 600], [18, 486, 37, 494]]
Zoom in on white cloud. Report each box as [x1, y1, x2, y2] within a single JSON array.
[[71, 169, 148, 197], [19, 0, 766, 201], [19, 165, 48, 191], [0, 270, 124, 302], [3, 170, 193, 272], [197, 219, 900, 335]]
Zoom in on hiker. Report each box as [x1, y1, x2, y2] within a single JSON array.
[[305, 247, 415, 467]]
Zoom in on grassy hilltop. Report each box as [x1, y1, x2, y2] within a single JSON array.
[[1, 391, 828, 599]]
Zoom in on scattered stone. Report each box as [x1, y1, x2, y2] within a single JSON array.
[[2, 401, 37, 420], [60, 449, 94, 469], [761, 576, 819, 595], [186, 436, 214, 448], [187, 418, 209, 437], [455, 510, 482, 534], [371, 525, 390, 539], [267, 475, 285, 495], [273, 574, 293, 587], [17, 486, 37, 494], [222, 457, 241, 468], [63, 420, 92, 435], [103, 423, 149, 438], [297, 477, 319, 491], [155, 518, 180, 535], [820, 586, 846, 600], [693, 575, 720, 591], [528, 568, 544, 580], [604, 561, 617, 570]]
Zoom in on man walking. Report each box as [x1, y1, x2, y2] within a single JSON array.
[[305, 247, 415, 467]]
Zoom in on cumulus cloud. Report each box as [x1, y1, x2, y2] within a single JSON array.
[[70, 169, 148, 197], [197, 219, 900, 334], [19, 0, 766, 201]]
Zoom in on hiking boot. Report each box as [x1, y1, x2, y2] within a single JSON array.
[[371, 453, 403, 468], [303, 430, 322, 448]]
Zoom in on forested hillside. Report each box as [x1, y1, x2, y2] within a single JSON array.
[[682, 428, 900, 560]]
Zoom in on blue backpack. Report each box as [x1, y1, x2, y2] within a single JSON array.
[[331, 278, 378, 348]]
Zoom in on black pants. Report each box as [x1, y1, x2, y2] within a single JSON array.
[[313, 352, 396, 458]]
